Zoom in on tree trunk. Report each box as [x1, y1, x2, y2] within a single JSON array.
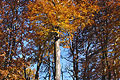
[[70, 41, 75, 80], [73, 52, 75, 80], [71, 42, 75, 80], [35, 50, 43, 80], [54, 33, 61, 80], [48, 53, 51, 80], [75, 36, 78, 80]]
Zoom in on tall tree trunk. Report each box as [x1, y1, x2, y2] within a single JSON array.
[[54, 33, 61, 80], [24, 64, 27, 79], [35, 47, 43, 80], [70, 41, 75, 80], [73, 53, 75, 80], [35, 58, 42, 80], [61, 70, 63, 80], [75, 36, 78, 80], [48, 53, 51, 80]]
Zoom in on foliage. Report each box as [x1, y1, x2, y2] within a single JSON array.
[[0, 0, 119, 80]]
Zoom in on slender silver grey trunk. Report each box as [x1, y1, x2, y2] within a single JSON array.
[[54, 33, 61, 80]]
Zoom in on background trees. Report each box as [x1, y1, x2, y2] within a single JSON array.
[[65, 0, 120, 80], [0, 0, 119, 80]]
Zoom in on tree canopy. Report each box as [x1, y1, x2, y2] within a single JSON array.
[[0, 0, 119, 80]]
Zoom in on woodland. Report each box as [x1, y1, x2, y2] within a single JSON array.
[[0, 0, 120, 80]]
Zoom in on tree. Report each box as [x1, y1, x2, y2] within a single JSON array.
[[65, 0, 120, 80], [0, 0, 31, 79], [27, 0, 98, 80], [1, 0, 119, 80]]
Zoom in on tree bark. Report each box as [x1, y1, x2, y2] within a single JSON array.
[[48, 53, 51, 80], [71, 41, 75, 80], [54, 33, 61, 80], [75, 36, 78, 80], [35, 47, 43, 80]]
